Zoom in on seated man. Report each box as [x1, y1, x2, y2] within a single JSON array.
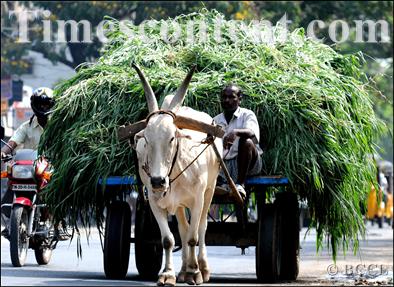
[[214, 84, 263, 197]]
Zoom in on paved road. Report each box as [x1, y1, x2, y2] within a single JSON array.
[[1, 223, 393, 286]]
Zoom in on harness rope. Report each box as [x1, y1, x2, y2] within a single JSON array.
[[169, 135, 215, 184], [146, 110, 176, 121]]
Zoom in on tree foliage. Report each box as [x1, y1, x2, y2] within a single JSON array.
[[1, 2, 31, 76]]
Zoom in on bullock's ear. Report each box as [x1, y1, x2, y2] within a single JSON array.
[[132, 129, 145, 149], [175, 129, 192, 140], [134, 129, 144, 142]]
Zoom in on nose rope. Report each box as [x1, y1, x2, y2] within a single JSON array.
[[143, 110, 177, 182], [142, 137, 179, 183], [144, 137, 213, 187], [142, 135, 152, 177], [168, 138, 180, 180], [141, 113, 216, 190], [142, 162, 151, 177]]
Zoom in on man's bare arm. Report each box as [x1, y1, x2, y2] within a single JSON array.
[[1, 140, 17, 155], [232, 128, 255, 139], [223, 129, 257, 149]]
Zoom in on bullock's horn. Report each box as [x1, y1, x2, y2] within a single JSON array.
[[174, 115, 225, 138], [131, 63, 158, 113], [168, 65, 197, 111]]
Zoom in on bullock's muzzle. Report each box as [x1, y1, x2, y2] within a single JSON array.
[[151, 176, 167, 189]]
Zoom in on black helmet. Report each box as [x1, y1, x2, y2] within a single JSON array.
[[30, 87, 55, 117]]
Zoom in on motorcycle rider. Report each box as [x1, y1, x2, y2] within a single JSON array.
[[1, 87, 55, 236], [1, 87, 55, 156]]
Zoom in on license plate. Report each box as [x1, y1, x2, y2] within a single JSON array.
[[12, 184, 36, 191]]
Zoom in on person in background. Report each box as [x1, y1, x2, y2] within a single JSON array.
[[1, 87, 55, 157], [1, 87, 54, 236], [213, 84, 263, 198]]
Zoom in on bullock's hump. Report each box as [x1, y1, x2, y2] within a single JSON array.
[[176, 106, 213, 125]]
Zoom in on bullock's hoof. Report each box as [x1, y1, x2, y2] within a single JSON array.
[[157, 274, 176, 286], [177, 271, 187, 283], [198, 259, 210, 282], [185, 271, 203, 285], [200, 269, 210, 283]]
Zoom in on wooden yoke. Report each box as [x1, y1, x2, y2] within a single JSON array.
[[118, 120, 147, 141], [118, 116, 225, 142], [174, 115, 225, 138]]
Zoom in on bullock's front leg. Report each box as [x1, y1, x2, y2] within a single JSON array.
[[185, 191, 204, 285], [198, 186, 215, 283], [175, 207, 189, 283], [149, 199, 176, 286]]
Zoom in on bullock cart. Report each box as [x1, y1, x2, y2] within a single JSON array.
[[100, 167, 300, 282]]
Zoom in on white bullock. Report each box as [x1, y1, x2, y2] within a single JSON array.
[[131, 64, 223, 286]]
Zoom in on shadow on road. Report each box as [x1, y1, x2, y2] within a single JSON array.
[[1, 265, 305, 286]]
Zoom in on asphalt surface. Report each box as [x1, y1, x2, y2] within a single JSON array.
[[1, 222, 393, 286]]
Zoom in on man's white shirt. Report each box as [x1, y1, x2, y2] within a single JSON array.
[[214, 107, 263, 160], [9, 116, 43, 150]]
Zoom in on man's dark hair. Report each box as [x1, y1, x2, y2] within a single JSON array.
[[221, 83, 243, 98]]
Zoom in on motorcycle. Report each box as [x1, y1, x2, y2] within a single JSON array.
[[1, 139, 69, 267]]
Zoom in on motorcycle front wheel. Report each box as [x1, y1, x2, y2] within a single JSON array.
[[10, 206, 29, 267]]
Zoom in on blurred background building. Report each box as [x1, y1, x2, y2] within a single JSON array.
[[1, 51, 75, 138]]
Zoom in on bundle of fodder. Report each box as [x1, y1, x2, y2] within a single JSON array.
[[39, 10, 384, 257]]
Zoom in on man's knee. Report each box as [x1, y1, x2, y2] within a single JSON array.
[[239, 138, 256, 150]]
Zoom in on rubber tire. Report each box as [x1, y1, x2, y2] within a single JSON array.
[[103, 201, 131, 279], [256, 204, 280, 282], [135, 195, 163, 279], [34, 246, 52, 265], [275, 192, 300, 280], [10, 205, 29, 267]]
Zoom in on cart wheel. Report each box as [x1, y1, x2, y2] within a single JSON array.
[[276, 192, 300, 280], [103, 201, 131, 279], [256, 204, 280, 282], [34, 245, 52, 265], [135, 195, 163, 279]]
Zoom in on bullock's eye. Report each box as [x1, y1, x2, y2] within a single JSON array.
[[169, 137, 175, 143]]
